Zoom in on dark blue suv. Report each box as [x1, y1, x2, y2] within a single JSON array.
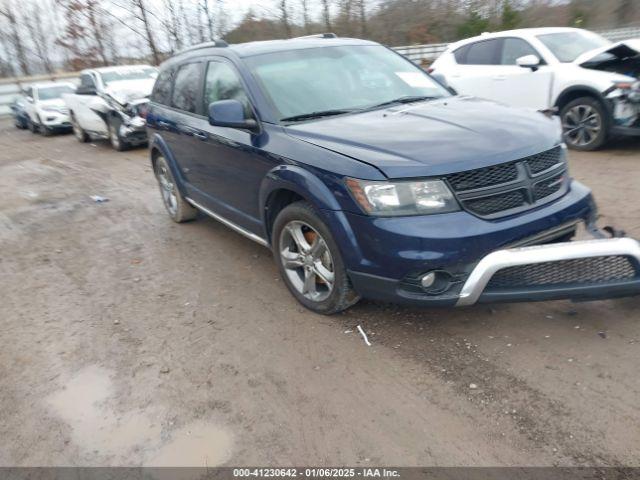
[[147, 35, 640, 314]]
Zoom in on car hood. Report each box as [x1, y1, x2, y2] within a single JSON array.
[[104, 78, 155, 105], [39, 98, 67, 109], [285, 96, 561, 179], [575, 39, 640, 67]]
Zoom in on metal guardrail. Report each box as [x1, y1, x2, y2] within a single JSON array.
[[2, 25, 640, 118]]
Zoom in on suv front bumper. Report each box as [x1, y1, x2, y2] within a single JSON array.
[[456, 237, 640, 306], [348, 236, 640, 307]]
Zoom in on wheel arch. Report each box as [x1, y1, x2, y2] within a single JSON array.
[[554, 86, 612, 120], [149, 134, 189, 197], [259, 165, 344, 245]]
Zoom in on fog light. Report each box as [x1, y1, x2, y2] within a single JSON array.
[[421, 272, 436, 289]]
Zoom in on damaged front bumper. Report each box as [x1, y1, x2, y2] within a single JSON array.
[[456, 235, 640, 306], [606, 82, 640, 135]]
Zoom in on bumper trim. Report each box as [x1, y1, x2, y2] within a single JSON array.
[[456, 237, 640, 306]]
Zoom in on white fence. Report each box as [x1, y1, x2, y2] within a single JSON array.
[[2, 25, 640, 118]]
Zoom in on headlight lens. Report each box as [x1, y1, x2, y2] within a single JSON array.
[[346, 178, 459, 216]]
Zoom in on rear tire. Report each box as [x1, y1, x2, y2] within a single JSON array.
[[153, 155, 198, 223], [272, 201, 360, 315], [560, 97, 607, 151]]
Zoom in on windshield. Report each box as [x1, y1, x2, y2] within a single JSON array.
[[537, 31, 611, 63], [246, 45, 450, 122], [100, 67, 158, 86], [38, 85, 75, 100]]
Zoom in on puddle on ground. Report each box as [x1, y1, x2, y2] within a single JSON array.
[[144, 422, 233, 467], [47, 365, 162, 460], [47, 365, 232, 466]]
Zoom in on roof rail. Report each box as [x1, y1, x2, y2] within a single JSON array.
[[291, 33, 337, 40], [175, 39, 228, 56]]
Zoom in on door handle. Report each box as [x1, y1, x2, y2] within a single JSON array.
[[492, 75, 507, 81], [192, 131, 208, 141], [157, 120, 171, 129]]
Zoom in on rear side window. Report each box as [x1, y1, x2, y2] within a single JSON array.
[[80, 74, 96, 88], [461, 39, 501, 65], [203, 62, 251, 115], [501, 38, 540, 65], [151, 68, 173, 105], [171, 63, 202, 113]]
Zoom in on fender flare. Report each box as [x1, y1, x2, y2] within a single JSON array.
[[149, 133, 189, 196], [258, 165, 361, 260], [554, 85, 612, 115]]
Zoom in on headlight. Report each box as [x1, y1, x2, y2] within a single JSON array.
[[346, 178, 459, 216]]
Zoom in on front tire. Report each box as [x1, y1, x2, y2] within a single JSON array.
[[561, 97, 607, 151], [71, 113, 90, 143], [272, 201, 360, 315], [28, 117, 39, 134], [153, 155, 198, 223], [108, 117, 129, 151]]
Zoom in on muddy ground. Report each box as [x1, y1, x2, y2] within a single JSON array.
[[0, 118, 639, 467]]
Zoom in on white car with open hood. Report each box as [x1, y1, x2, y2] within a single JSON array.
[[62, 65, 157, 151], [430, 27, 640, 150]]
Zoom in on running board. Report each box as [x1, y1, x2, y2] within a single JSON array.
[[185, 197, 269, 248]]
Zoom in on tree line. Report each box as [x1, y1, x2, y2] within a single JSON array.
[[0, 0, 638, 78]]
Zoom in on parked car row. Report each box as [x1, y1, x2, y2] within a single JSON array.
[[7, 31, 640, 314], [9, 65, 157, 150]]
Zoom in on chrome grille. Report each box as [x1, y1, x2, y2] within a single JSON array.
[[487, 256, 637, 289], [445, 146, 567, 218]]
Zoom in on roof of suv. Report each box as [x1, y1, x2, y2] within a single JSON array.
[[173, 37, 379, 61]]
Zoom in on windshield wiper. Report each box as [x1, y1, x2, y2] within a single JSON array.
[[366, 95, 436, 110], [281, 109, 357, 122]]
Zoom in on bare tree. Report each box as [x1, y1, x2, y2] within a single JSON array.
[[129, 0, 161, 64], [300, 0, 311, 33], [0, 0, 31, 75], [321, 0, 333, 31], [357, 0, 367, 35], [279, 0, 292, 37], [162, 0, 183, 52], [24, 1, 54, 73], [201, 0, 215, 39]]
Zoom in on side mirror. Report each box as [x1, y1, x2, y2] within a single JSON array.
[[516, 55, 541, 71], [430, 72, 458, 95], [208, 99, 258, 131], [77, 85, 97, 95], [26, 96, 34, 103]]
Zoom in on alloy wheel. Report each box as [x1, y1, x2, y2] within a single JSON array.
[[279, 220, 335, 302], [563, 105, 601, 148], [156, 163, 178, 216]]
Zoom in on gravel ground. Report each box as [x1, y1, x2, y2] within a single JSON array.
[[0, 118, 639, 467]]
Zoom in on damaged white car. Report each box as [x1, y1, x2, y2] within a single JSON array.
[[431, 28, 640, 150], [62, 65, 157, 151]]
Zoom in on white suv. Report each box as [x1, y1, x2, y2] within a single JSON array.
[[23, 82, 76, 136], [431, 27, 640, 150]]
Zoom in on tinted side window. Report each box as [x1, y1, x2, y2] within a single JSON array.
[[203, 62, 251, 116], [464, 39, 501, 65], [501, 38, 540, 65], [171, 63, 201, 113], [453, 45, 469, 63], [152, 68, 174, 105], [80, 74, 95, 87]]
